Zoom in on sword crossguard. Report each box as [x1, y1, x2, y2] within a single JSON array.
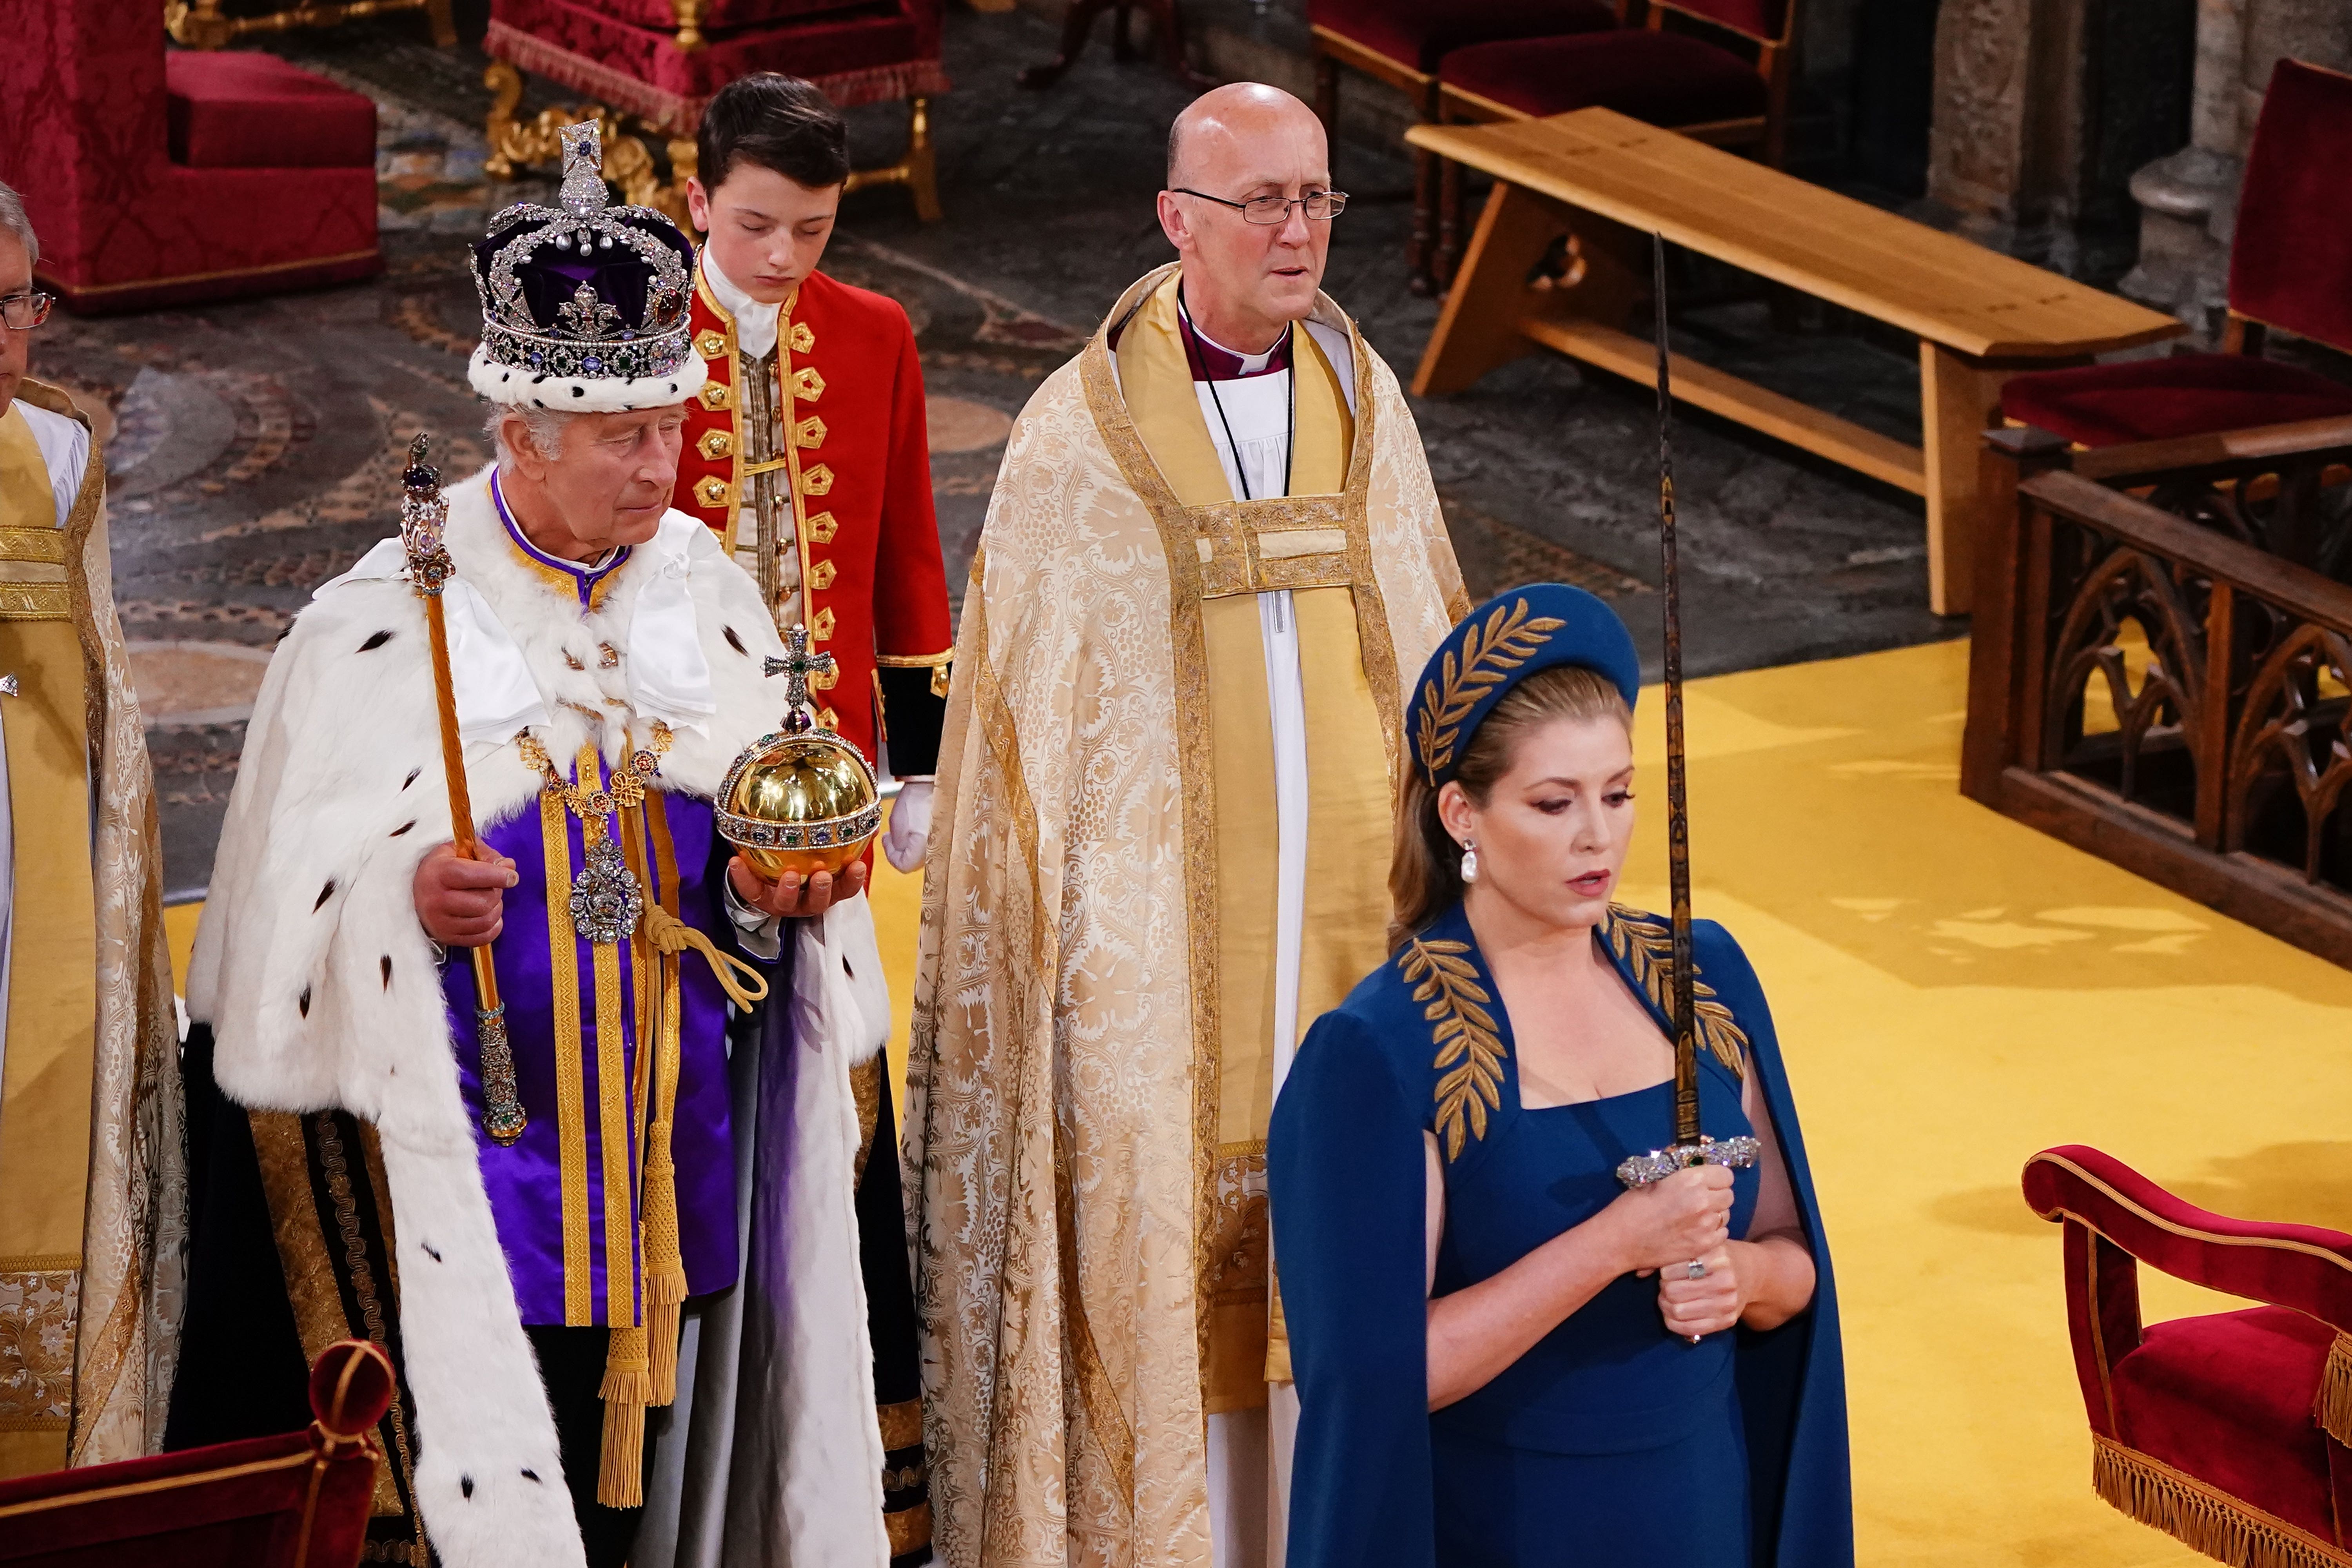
[[1615, 1134, 1762, 1190]]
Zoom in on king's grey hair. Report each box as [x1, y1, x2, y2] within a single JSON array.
[[0, 180, 38, 269], [486, 404, 574, 465]]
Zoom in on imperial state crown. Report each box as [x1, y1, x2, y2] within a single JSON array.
[[467, 122, 707, 414]]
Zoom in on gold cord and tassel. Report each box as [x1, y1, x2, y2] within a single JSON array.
[[2316, 1330, 2352, 1449], [2091, 1434, 2352, 1568]]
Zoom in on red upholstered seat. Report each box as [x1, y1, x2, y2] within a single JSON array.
[[1440, 29, 1770, 125], [8, 5, 380, 312], [1306, 0, 1617, 73], [1999, 354, 2352, 447], [2111, 1307, 2341, 1542], [487, 0, 944, 136], [2022, 1146, 2352, 1563], [165, 51, 376, 171], [2004, 60, 2352, 451]]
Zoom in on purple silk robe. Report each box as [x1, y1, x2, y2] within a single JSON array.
[[443, 790, 741, 1328]]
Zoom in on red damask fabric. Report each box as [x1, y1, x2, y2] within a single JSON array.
[[488, 0, 946, 135], [3, 2, 379, 312]]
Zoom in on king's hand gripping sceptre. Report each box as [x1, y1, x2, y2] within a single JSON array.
[[1615, 239, 1760, 1192], [402, 435, 527, 1146]]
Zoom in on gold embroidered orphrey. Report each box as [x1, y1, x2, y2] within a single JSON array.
[[905, 263, 1467, 1568]]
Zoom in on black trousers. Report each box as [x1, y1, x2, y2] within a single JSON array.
[[526, 1326, 655, 1568]]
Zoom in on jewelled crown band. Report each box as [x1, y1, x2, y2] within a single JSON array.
[[468, 122, 708, 414]]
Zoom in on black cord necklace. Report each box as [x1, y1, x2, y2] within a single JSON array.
[[1178, 284, 1295, 501]]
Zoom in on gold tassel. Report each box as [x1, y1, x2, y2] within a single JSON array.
[[2091, 1435, 2352, 1568], [643, 1112, 688, 1406], [597, 1325, 652, 1508], [2316, 1331, 2352, 1450]]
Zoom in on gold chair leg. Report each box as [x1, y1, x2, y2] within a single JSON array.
[[842, 98, 943, 223], [424, 0, 455, 46]]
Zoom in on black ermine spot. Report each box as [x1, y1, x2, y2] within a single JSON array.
[[521, 1469, 540, 1483], [842, 956, 854, 979], [359, 630, 394, 652], [315, 879, 337, 911], [403, 767, 422, 791], [390, 820, 416, 837], [298, 986, 311, 1018], [423, 1243, 442, 1262], [460, 1475, 474, 1499], [724, 625, 747, 655], [380, 955, 393, 989]]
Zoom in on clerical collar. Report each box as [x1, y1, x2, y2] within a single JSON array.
[[1176, 299, 1292, 382], [700, 249, 789, 361], [491, 469, 630, 610]]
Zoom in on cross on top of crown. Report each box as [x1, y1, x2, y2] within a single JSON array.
[[763, 626, 835, 734]]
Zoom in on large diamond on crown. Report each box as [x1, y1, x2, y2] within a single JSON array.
[[470, 121, 698, 387]]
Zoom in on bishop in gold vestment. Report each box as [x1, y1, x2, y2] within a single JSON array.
[[906, 242, 1465, 1563], [0, 330, 183, 1475]]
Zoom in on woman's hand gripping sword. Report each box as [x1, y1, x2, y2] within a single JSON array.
[[1615, 238, 1759, 1195], [403, 435, 527, 1145]]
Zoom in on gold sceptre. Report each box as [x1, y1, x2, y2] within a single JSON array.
[[401, 435, 527, 1145]]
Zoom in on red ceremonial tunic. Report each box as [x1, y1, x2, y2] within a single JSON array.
[[680, 262, 954, 774]]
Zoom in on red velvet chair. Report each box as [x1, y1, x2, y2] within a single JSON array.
[[1308, 0, 1619, 295], [485, 0, 949, 220], [0, 1341, 394, 1568], [2022, 1146, 2352, 1568], [4, 8, 381, 315], [2001, 58, 2352, 448], [1434, 0, 1797, 288]]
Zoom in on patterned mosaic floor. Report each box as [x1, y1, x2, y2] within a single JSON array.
[[65, 5, 1963, 894]]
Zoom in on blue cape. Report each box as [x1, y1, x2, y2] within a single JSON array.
[[1268, 903, 1851, 1567]]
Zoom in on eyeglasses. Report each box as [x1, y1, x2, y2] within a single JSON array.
[[1172, 188, 1349, 225], [0, 292, 53, 332]]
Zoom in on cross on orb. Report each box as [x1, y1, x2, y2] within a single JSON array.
[[764, 626, 835, 732]]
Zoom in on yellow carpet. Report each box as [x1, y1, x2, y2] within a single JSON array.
[[165, 639, 2352, 1565]]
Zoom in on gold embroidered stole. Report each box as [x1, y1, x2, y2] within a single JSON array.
[[1111, 274, 1397, 1413], [0, 401, 98, 1477]]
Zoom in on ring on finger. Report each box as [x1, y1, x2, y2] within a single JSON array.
[[1684, 1259, 1707, 1280]]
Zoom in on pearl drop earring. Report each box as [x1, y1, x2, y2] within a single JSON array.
[[1459, 840, 1479, 884]]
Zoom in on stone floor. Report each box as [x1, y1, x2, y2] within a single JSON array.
[[67, 3, 1978, 894]]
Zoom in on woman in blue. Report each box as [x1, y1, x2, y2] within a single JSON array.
[[1269, 584, 1850, 1567]]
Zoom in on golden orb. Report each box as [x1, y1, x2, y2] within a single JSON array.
[[716, 730, 882, 879], [715, 628, 883, 880]]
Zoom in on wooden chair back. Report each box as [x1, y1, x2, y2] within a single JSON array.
[[1652, 0, 1790, 46]]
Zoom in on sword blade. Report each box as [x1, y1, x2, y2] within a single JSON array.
[[1653, 234, 1701, 1151]]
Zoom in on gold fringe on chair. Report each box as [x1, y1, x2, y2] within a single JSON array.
[[2316, 1331, 2352, 1450], [597, 1324, 653, 1508], [2092, 1434, 2352, 1568]]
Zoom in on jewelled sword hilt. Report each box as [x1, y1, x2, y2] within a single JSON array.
[[1615, 1133, 1761, 1191]]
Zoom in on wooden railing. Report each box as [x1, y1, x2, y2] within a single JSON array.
[[1963, 415, 2352, 967]]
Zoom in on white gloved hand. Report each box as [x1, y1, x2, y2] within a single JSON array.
[[881, 779, 934, 873]]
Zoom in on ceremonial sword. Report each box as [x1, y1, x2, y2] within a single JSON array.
[[402, 435, 527, 1146], [1614, 238, 1759, 1194]]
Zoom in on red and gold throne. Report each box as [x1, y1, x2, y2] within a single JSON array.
[[482, 0, 949, 225], [2025, 1146, 2352, 1567]]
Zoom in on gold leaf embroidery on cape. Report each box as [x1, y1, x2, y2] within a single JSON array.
[[1412, 597, 1567, 782], [1400, 938, 1506, 1160], [1601, 905, 1748, 1077]]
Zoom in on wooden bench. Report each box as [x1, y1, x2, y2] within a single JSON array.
[[1406, 108, 2186, 615]]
